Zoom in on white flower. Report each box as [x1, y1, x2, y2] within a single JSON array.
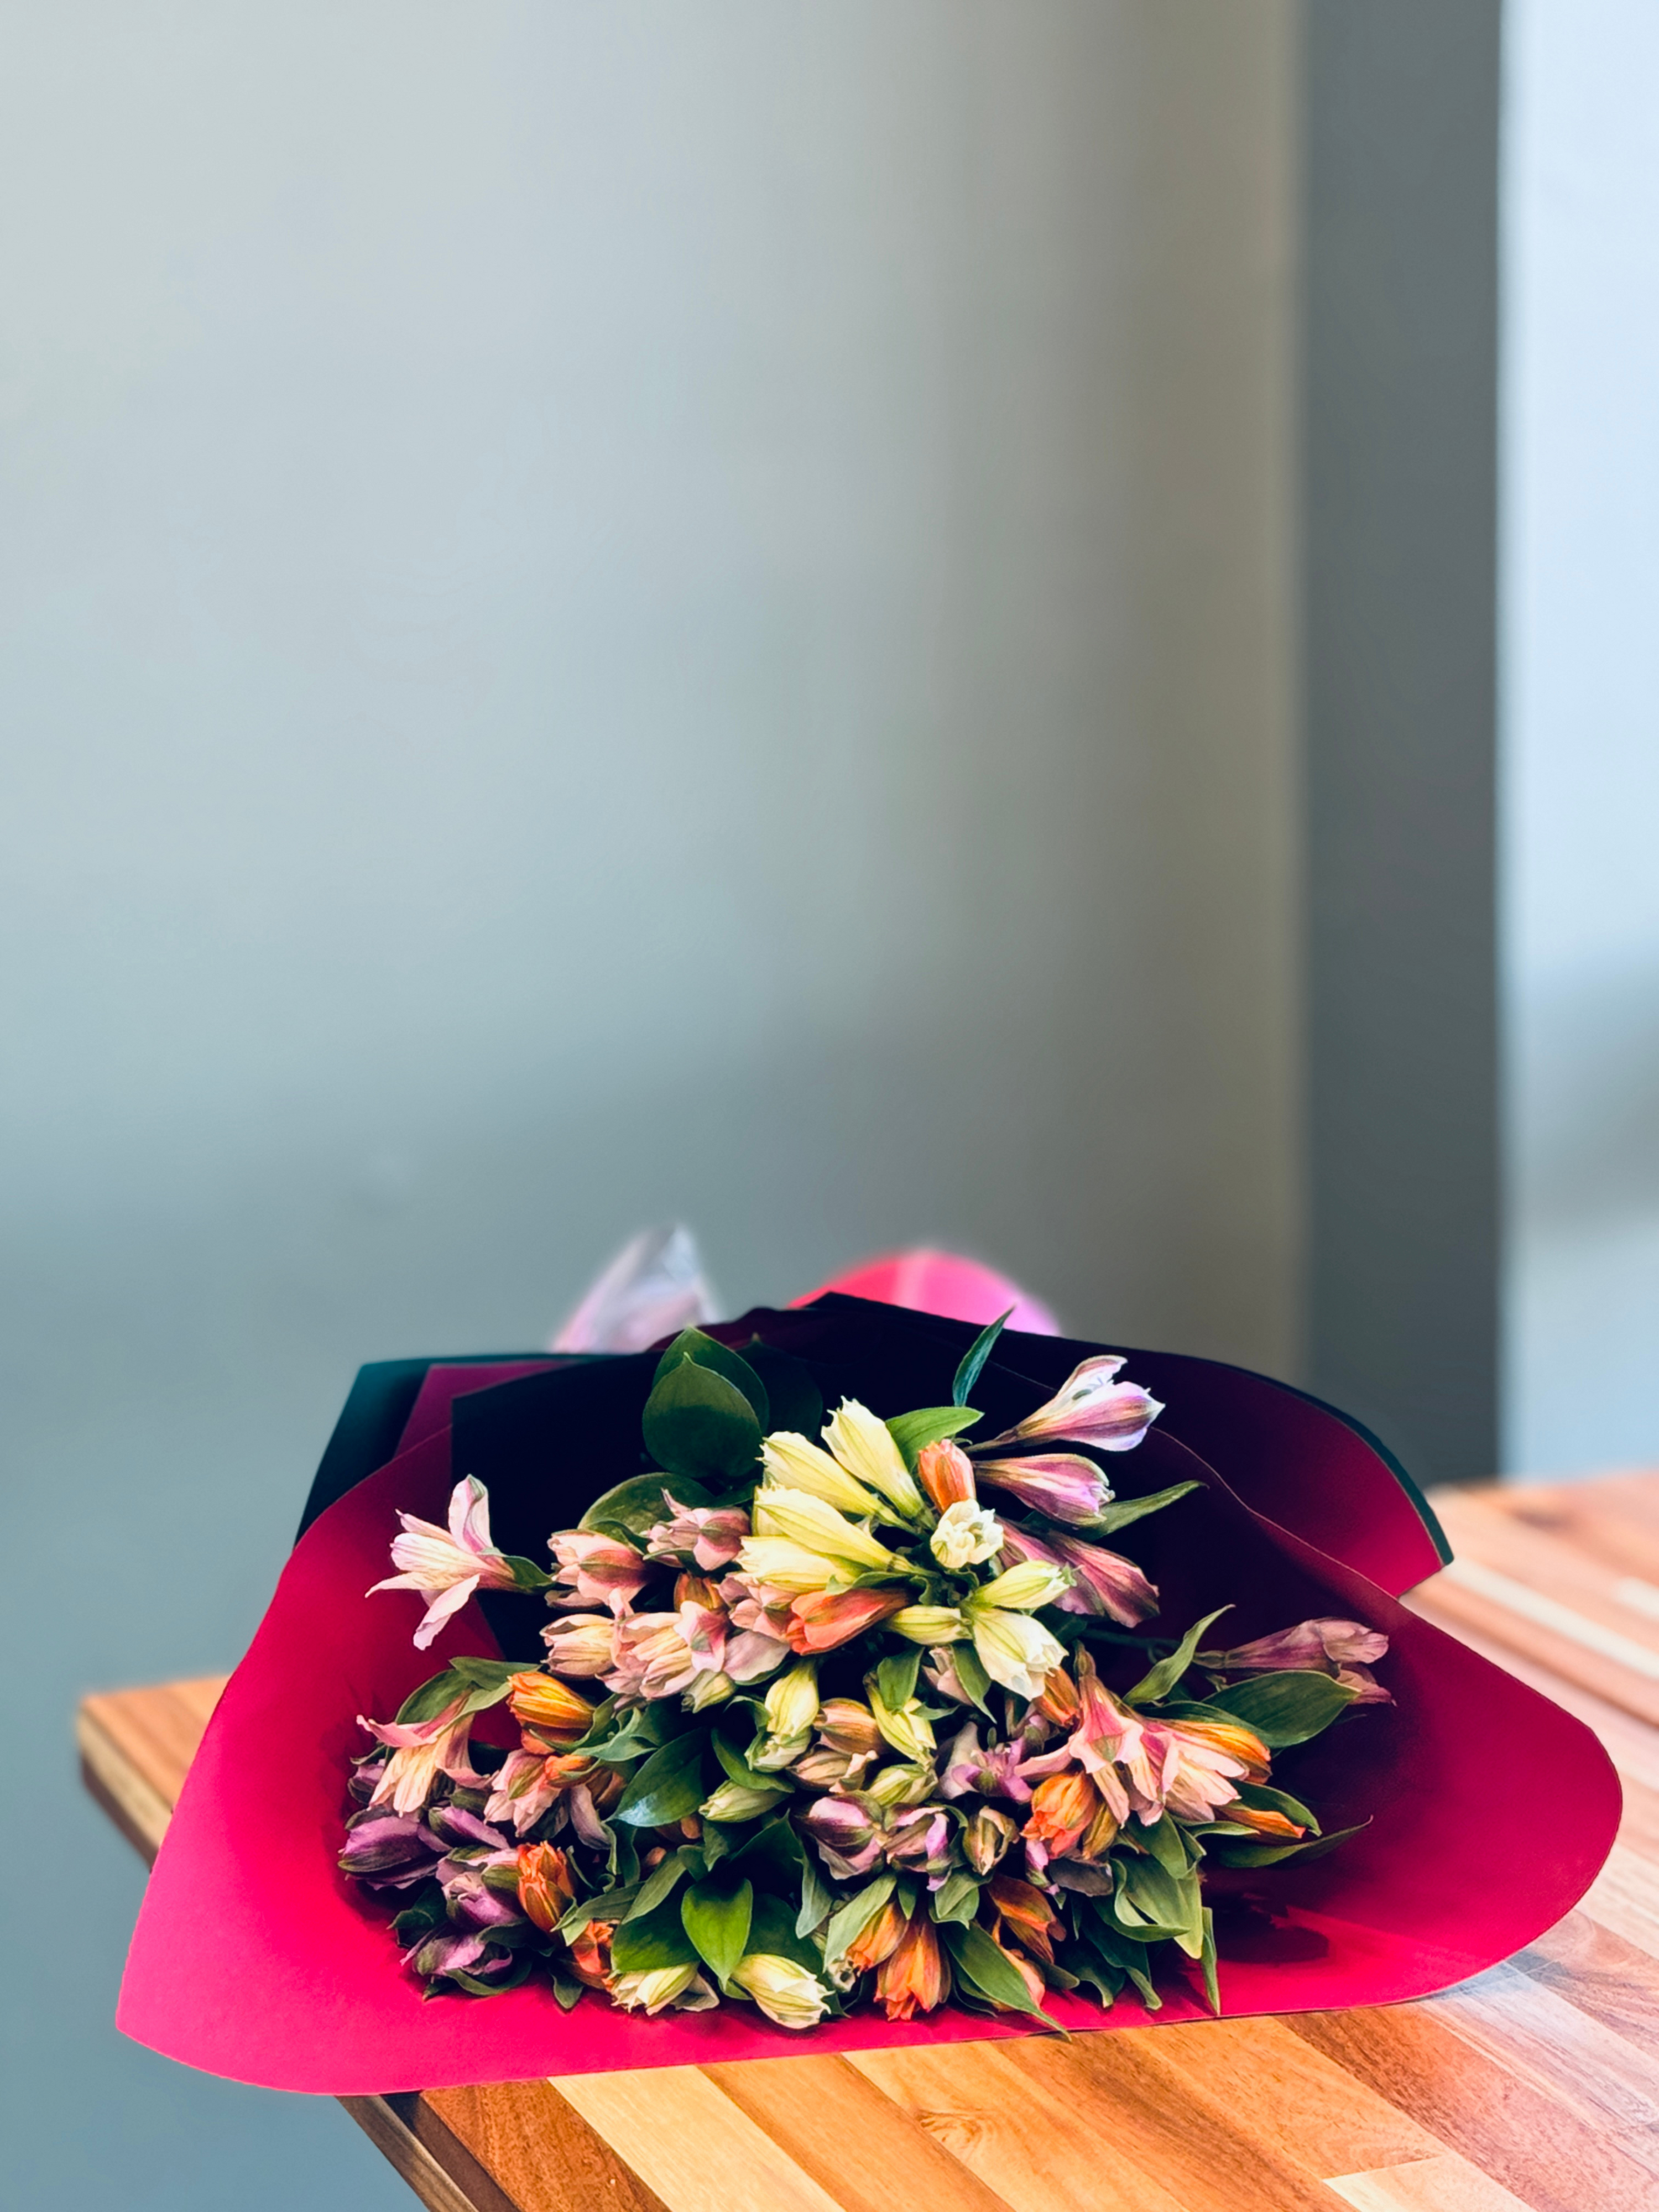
[[368, 1477, 525, 1650], [731, 1953, 831, 2030], [971, 1559, 1073, 1613], [749, 1487, 905, 1573], [929, 1500, 1004, 1570], [968, 1607, 1067, 1698], [760, 1432, 883, 1516], [608, 1966, 718, 2014]]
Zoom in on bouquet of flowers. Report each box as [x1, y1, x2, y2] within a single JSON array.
[[343, 1318, 1389, 2031]]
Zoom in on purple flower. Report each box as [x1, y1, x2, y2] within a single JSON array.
[[998, 1524, 1158, 1626], [338, 1814, 446, 1885], [798, 1794, 884, 1880], [974, 1357, 1162, 1456], [973, 1454, 1114, 1528]]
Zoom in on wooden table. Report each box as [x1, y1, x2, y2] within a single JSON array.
[[80, 1473, 1659, 2212]]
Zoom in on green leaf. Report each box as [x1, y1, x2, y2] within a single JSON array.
[[614, 1730, 709, 1827], [713, 1728, 779, 1796], [796, 1854, 833, 1939], [1201, 1670, 1359, 1747], [1199, 1907, 1220, 2015], [942, 1923, 1063, 2031], [742, 1341, 823, 1439], [1121, 1860, 1204, 1959], [747, 1892, 825, 1976], [608, 1825, 640, 1886], [873, 1647, 923, 1713], [1086, 1481, 1203, 1537], [1140, 1815, 1197, 1879], [930, 1870, 983, 1927], [728, 1815, 807, 1896], [394, 1668, 468, 1725], [948, 1640, 994, 1715], [642, 1359, 764, 1485], [627, 1853, 692, 1921], [885, 1405, 982, 1471], [1126, 1607, 1233, 1706], [823, 1874, 896, 1966], [609, 1892, 700, 1973], [578, 1473, 711, 1537], [1210, 1820, 1368, 1870], [1081, 1914, 1164, 2010], [682, 1876, 754, 1987], [556, 1884, 638, 1938], [653, 1330, 770, 1428], [952, 1311, 1013, 1408]]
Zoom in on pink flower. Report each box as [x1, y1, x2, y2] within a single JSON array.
[[798, 1795, 883, 1880], [549, 1529, 653, 1616], [606, 1603, 728, 1699], [1143, 1715, 1268, 1822], [975, 1454, 1114, 1528], [645, 1495, 750, 1572], [483, 1746, 565, 1833], [721, 1572, 797, 1641], [885, 1805, 954, 1877], [541, 1613, 618, 1677], [1063, 1651, 1159, 1824], [938, 1720, 1070, 1806], [1204, 1616, 1391, 1703], [999, 1524, 1158, 1625], [783, 1586, 910, 1655], [916, 1439, 977, 1511], [369, 1478, 524, 1650], [356, 1701, 486, 1817], [975, 1357, 1162, 1455]]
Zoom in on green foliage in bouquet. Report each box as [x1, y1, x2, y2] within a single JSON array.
[[343, 1323, 1390, 2031]]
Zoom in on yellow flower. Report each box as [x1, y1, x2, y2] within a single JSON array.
[[868, 1680, 937, 1762], [761, 1432, 882, 1516], [971, 1560, 1072, 1613], [889, 1604, 967, 1645], [969, 1607, 1066, 1698], [734, 1540, 844, 1592], [822, 1400, 926, 1521], [752, 1486, 905, 1573], [763, 1660, 821, 1740]]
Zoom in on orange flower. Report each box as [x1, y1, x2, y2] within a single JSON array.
[[988, 1933, 1047, 2010], [674, 1571, 724, 1611], [916, 1439, 977, 1511], [845, 1899, 907, 1975], [1152, 1715, 1270, 1823], [1034, 1663, 1081, 1727], [784, 1587, 909, 1655], [875, 1912, 950, 2021], [515, 1843, 576, 1933], [1079, 1793, 1121, 1859], [1022, 1769, 1101, 1859], [508, 1671, 594, 1747], [987, 1875, 1063, 1966], [565, 1919, 614, 1989]]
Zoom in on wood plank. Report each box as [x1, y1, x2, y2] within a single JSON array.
[[844, 2041, 1188, 2212], [342, 2095, 514, 2212], [1324, 2152, 1536, 2212], [1289, 2005, 1659, 2212], [1580, 1845, 1659, 1963], [424, 2082, 669, 2212], [702, 2053, 1015, 2212], [1517, 1910, 1659, 2061], [550, 2065, 853, 2212]]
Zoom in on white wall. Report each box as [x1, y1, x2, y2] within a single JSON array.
[[1503, 0, 1659, 1475], [0, 8, 1297, 2204]]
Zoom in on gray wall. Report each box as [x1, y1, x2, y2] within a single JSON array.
[[0, 7, 1297, 2205], [1302, 0, 1503, 1486], [1503, 0, 1659, 1478]]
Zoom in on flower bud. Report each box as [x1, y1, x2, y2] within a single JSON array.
[[507, 1671, 595, 1746], [608, 1964, 715, 2014], [917, 1438, 977, 1511], [868, 1682, 936, 1764], [701, 1778, 789, 1824], [731, 1953, 830, 2030], [864, 1760, 938, 1808], [817, 1698, 881, 1756], [540, 1613, 617, 1677], [682, 1670, 735, 1712], [821, 1400, 926, 1521], [515, 1842, 576, 1933], [674, 1571, 724, 1611], [764, 1661, 821, 1742], [799, 1794, 877, 1856], [564, 1919, 614, 1988], [875, 1913, 949, 2020], [970, 1561, 1072, 1614], [963, 1804, 1018, 1875], [844, 1898, 907, 1974], [889, 1605, 967, 1646]]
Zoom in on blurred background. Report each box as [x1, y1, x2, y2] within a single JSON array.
[[0, 2, 1652, 2205]]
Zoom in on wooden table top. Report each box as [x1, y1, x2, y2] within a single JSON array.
[[80, 1473, 1659, 2212]]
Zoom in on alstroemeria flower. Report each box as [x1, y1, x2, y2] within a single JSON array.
[[731, 1954, 831, 2030], [889, 1604, 967, 1646], [405, 1927, 491, 1979], [821, 1400, 927, 1522], [966, 1606, 1067, 1699], [565, 1919, 614, 1989], [369, 1477, 529, 1650], [1022, 1768, 1104, 1858], [844, 1898, 907, 1975], [644, 1495, 750, 1573], [884, 1804, 954, 1877], [507, 1671, 595, 1747], [607, 1602, 728, 1699], [750, 1487, 907, 1575], [962, 1803, 1018, 1874], [540, 1613, 617, 1678], [515, 1842, 576, 1932], [868, 1679, 937, 1763], [1065, 1650, 1159, 1822], [760, 1432, 883, 1518], [483, 1745, 564, 1833], [799, 1794, 884, 1879], [930, 1499, 1004, 1570], [721, 1572, 797, 1641], [337, 1813, 446, 1885], [937, 1719, 1070, 1804], [916, 1438, 977, 1511], [998, 1524, 1158, 1626], [974, 1454, 1114, 1528], [1147, 1714, 1269, 1823], [357, 1701, 486, 1817], [972, 1559, 1073, 1613], [549, 1530, 653, 1616], [783, 1585, 910, 1654], [987, 1872, 1063, 1964], [875, 1912, 949, 2020], [1202, 1616, 1391, 1704], [974, 1356, 1162, 1455], [609, 1965, 719, 2015]]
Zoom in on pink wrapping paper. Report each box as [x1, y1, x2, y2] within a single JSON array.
[[116, 1286, 1620, 2093]]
